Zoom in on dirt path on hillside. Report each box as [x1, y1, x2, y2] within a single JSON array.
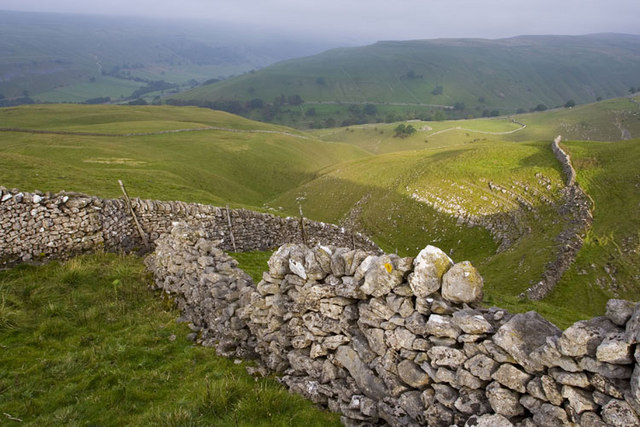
[[0, 126, 311, 140], [427, 121, 526, 137]]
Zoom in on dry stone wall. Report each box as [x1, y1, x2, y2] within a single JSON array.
[[526, 137, 593, 300], [0, 186, 379, 267], [147, 222, 640, 427]]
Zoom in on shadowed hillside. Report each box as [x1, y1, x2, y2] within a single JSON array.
[[171, 34, 640, 128]]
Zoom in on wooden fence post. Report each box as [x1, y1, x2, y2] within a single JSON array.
[[225, 204, 237, 252], [298, 203, 308, 245], [118, 180, 148, 247]]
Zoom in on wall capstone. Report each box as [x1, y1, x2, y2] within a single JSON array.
[[146, 222, 640, 427]]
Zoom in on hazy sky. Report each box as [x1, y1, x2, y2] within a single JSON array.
[[1, 0, 639, 42]]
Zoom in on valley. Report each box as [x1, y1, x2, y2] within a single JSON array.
[[1, 97, 639, 325]]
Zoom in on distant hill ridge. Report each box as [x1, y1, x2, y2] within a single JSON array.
[[170, 33, 640, 128]]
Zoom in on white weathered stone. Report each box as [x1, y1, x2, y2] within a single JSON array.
[[407, 245, 453, 298], [596, 331, 633, 364], [425, 314, 461, 339], [452, 309, 493, 334], [493, 311, 561, 373], [441, 261, 483, 304], [427, 346, 465, 369], [486, 381, 524, 418], [491, 363, 532, 393]]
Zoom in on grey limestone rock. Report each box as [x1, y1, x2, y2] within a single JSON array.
[[579, 411, 607, 427], [486, 381, 525, 418], [397, 359, 431, 389], [557, 316, 619, 358], [596, 331, 633, 364], [531, 403, 570, 427], [424, 402, 453, 427], [464, 413, 514, 427], [601, 398, 640, 427], [456, 368, 488, 390], [425, 314, 461, 339], [491, 363, 532, 393], [464, 354, 499, 381], [360, 255, 404, 298], [441, 261, 483, 304], [407, 245, 453, 298], [606, 299, 636, 326], [452, 308, 493, 334], [493, 311, 562, 373], [541, 374, 564, 406], [427, 346, 466, 369], [561, 385, 597, 414], [579, 356, 633, 379], [549, 368, 590, 388], [454, 387, 492, 415], [432, 383, 458, 408], [335, 345, 387, 400]]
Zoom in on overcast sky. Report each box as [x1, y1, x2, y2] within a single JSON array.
[[1, 0, 639, 43]]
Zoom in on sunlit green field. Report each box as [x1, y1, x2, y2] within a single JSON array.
[[0, 253, 340, 426]]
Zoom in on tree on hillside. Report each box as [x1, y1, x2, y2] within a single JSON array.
[[249, 98, 264, 109], [394, 124, 416, 138], [288, 94, 303, 106], [564, 99, 575, 108], [434, 110, 446, 121], [431, 85, 443, 95], [363, 104, 378, 115], [533, 104, 547, 112]]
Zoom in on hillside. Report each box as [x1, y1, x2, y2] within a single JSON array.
[[0, 104, 367, 208], [1, 100, 640, 324], [311, 96, 640, 154], [0, 10, 335, 104], [171, 34, 640, 128]]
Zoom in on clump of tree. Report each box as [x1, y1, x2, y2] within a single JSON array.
[[532, 104, 548, 112], [130, 80, 178, 99], [481, 109, 500, 117], [431, 85, 444, 95], [394, 123, 417, 138], [405, 70, 423, 79], [564, 99, 575, 108], [128, 98, 148, 105], [83, 97, 111, 105]]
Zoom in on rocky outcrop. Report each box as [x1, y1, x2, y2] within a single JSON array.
[[147, 222, 640, 426], [0, 186, 379, 267]]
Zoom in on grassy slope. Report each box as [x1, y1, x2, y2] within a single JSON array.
[[2, 101, 639, 327], [543, 139, 640, 319], [173, 34, 640, 126], [0, 254, 340, 426], [0, 105, 367, 208]]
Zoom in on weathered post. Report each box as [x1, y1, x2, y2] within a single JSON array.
[[118, 179, 148, 247], [225, 204, 237, 252]]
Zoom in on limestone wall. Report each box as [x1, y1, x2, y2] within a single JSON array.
[[0, 186, 380, 267], [526, 137, 593, 300], [552, 136, 577, 187], [147, 222, 640, 427]]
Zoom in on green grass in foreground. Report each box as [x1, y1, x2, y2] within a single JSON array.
[[0, 254, 340, 426], [229, 251, 273, 283]]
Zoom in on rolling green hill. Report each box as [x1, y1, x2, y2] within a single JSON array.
[[1, 100, 640, 325], [171, 34, 640, 128], [0, 104, 367, 208], [0, 10, 335, 104]]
